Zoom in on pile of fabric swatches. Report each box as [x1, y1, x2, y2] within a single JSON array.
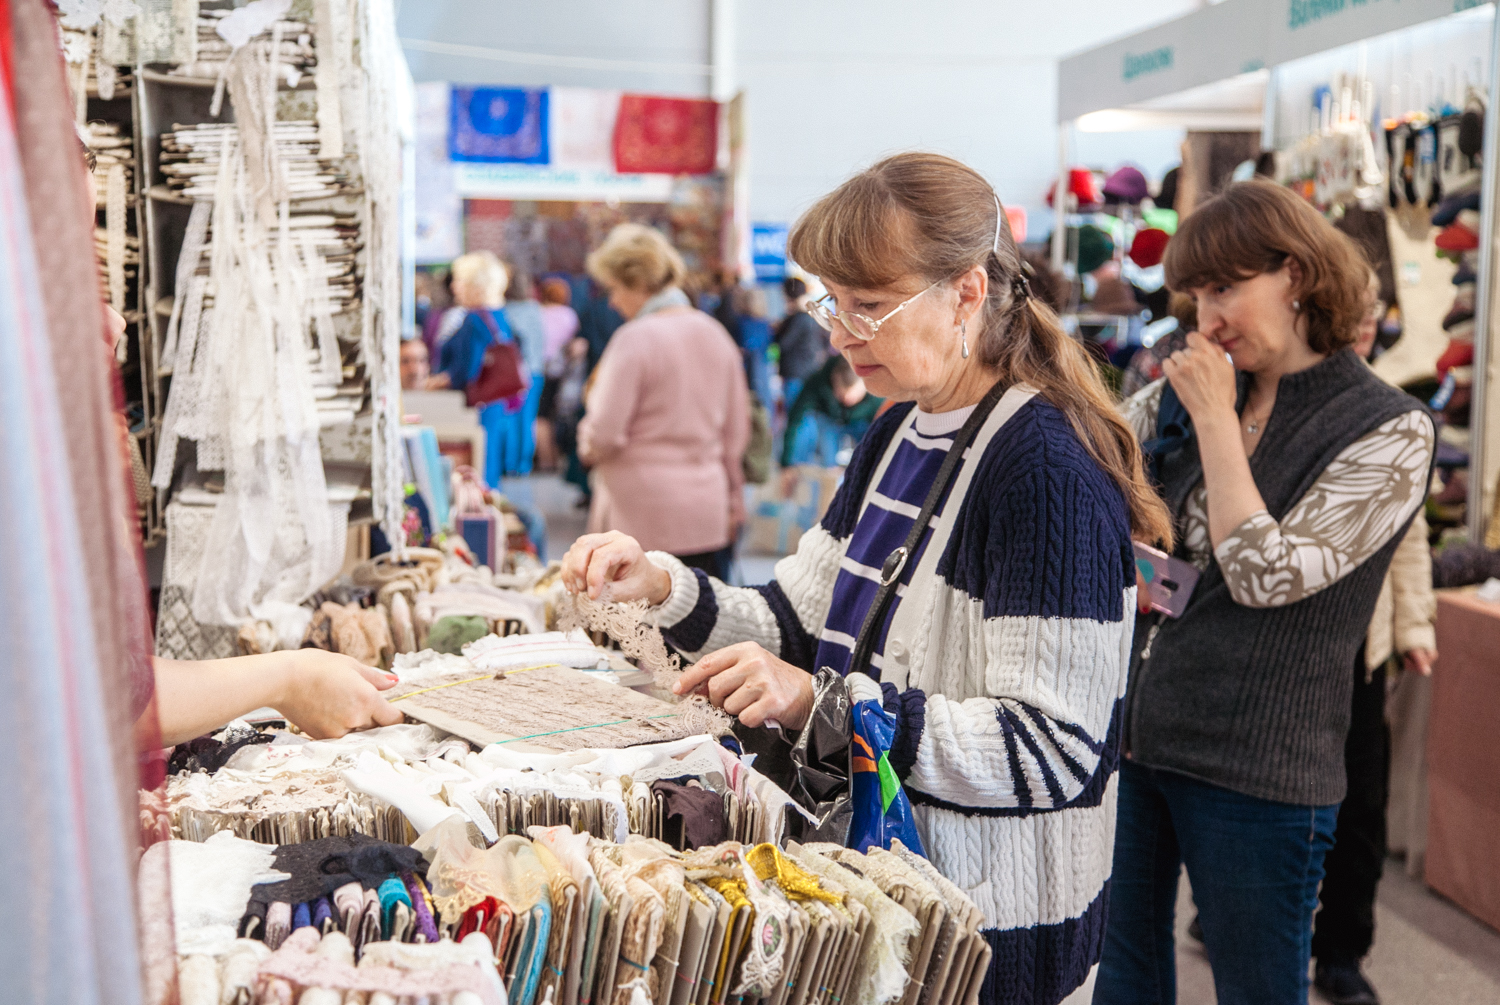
[[85, 120, 138, 314], [170, 7, 318, 87], [151, 722, 804, 854], [158, 121, 350, 202], [147, 816, 985, 1005]]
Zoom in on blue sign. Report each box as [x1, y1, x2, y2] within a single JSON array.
[[752, 223, 788, 280]]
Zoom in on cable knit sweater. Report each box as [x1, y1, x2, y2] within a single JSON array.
[[647, 389, 1137, 1005]]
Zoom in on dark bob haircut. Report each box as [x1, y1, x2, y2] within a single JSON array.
[[1163, 179, 1368, 354]]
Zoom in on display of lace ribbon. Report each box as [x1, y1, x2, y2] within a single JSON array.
[[556, 593, 734, 737]]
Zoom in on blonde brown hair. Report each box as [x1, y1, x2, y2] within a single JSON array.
[[1163, 179, 1366, 353], [788, 152, 1173, 547], [586, 223, 687, 294], [451, 251, 507, 306]]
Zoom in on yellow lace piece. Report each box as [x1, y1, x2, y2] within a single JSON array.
[[704, 877, 753, 994], [745, 844, 843, 905], [704, 876, 749, 910]]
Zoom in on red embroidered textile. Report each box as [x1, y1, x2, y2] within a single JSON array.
[[612, 94, 717, 175]]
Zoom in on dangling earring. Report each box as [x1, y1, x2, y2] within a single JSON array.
[[960, 320, 969, 359]]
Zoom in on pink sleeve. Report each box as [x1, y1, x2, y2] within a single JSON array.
[[722, 356, 750, 526], [577, 339, 644, 465]]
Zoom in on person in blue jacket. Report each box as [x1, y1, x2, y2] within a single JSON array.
[[425, 250, 525, 487]]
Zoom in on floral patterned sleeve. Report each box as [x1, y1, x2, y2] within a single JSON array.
[[1214, 410, 1434, 608], [1121, 378, 1166, 445]]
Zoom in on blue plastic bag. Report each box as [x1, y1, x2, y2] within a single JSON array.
[[848, 697, 925, 856]]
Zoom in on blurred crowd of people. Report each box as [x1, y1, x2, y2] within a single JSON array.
[[403, 226, 917, 578]]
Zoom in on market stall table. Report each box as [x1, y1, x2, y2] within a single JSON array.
[[1424, 589, 1500, 932]]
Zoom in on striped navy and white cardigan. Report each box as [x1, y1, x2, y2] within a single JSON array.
[[648, 388, 1137, 1005]]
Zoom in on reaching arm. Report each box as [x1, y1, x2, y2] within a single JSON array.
[[147, 650, 402, 747]]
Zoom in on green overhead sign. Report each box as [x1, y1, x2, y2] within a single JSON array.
[[1123, 46, 1174, 82]]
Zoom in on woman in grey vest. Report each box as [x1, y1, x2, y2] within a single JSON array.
[[1095, 181, 1434, 1005]]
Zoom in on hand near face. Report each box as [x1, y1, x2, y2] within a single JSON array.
[[672, 642, 815, 729], [1162, 330, 1238, 427]]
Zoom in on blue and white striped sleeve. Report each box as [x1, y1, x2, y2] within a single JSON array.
[[647, 520, 844, 667], [852, 458, 1136, 813]]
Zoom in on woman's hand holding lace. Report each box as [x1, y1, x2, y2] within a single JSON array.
[[673, 642, 814, 729], [561, 531, 673, 605]]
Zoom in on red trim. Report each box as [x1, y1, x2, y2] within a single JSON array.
[[0, 0, 14, 115]]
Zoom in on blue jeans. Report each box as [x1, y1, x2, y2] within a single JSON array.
[[1094, 760, 1338, 1005]]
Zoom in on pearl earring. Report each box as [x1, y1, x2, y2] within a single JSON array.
[[1292, 299, 1300, 311], [960, 320, 969, 359]]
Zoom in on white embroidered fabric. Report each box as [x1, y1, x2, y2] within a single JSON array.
[[349, 0, 409, 552], [151, 52, 343, 626]]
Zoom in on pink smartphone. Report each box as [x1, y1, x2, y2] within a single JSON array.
[[1132, 542, 1200, 618]]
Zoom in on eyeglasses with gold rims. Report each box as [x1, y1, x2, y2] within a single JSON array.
[[807, 279, 944, 341]]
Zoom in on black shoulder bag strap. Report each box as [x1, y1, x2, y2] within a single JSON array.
[[846, 380, 1009, 680]]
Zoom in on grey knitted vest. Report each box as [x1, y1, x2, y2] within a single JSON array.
[[1127, 349, 1427, 805]]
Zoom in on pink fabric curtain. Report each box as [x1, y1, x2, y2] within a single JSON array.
[[0, 2, 164, 1002]]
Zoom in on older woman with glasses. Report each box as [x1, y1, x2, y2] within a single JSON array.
[[562, 153, 1171, 1005]]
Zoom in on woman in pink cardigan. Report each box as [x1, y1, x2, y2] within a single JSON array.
[[578, 224, 750, 580]]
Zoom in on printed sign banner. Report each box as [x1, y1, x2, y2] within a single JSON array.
[[613, 94, 718, 175], [450, 87, 550, 164]]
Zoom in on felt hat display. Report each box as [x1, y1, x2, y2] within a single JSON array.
[[1129, 228, 1170, 268], [1437, 339, 1474, 378], [1459, 107, 1483, 157], [1047, 168, 1102, 208], [1446, 318, 1476, 343], [1156, 166, 1180, 212], [1074, 224, 1114, 274], [1443, 301, 1475, 331], [1141, 207, 1178, 234], [1089, 277, 1141, 317], [1435, 211, 1480, 253], [1103, 166, 1149, 205], [1431, 188, 1480, 228]]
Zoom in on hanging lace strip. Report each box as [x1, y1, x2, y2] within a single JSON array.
[[133, 0, 197, 64], [158, 198, 211, 375], [105, 161, 127, 310], [312, 0, 345, 159], [95, 48, 116, 101], [147, 47, 339, 624], [351, 0, 410, 553], [61, 28, 91, 124]]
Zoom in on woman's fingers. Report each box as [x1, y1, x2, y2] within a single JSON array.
[[706, 662, 756, 708], [368, 697, 405, 728], [673, 643, 749, 695], [734, 696, 779, 729], [562, 532, 623, 594]]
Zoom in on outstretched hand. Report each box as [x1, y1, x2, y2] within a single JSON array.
[[273, 650, 404, 739], [560, 531, 673, 605], [673, 642, 815, 729]]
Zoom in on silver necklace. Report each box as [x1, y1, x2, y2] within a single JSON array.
[[1244, 397, 1270, 435]]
